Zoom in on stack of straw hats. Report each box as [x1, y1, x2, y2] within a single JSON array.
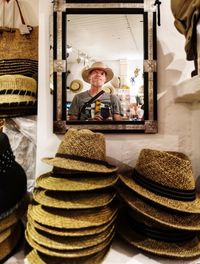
[[25, 128, 119, 263], [0, 132, 28, 263], [117, 149, 200, 259], [0, 74, 37, 118]]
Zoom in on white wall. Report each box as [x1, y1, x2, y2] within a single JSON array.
[[36, 0, 200, 178]]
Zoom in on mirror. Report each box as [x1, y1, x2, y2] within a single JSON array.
[[53, 0, 157, 133]]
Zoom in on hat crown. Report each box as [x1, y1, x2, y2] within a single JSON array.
[[57, 128, 106, 161], [135, 149, 195, 191]]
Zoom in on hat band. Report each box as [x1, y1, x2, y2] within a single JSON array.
[[55, 153, 114, 168], [128, 216, 196, 242], [0, 89, 36, 97], [133, 169, 196, 201]]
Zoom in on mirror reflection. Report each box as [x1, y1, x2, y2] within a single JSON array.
[[66, 14, 144, 122]]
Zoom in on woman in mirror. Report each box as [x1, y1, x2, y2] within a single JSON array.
[[68, 62, 123, 121]]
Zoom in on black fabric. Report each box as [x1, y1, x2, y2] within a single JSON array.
[[0, 133, 27, 216], [133, 169, 196, 201], [0, 89, 36, 97]]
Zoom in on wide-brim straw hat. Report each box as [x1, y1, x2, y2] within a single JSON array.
[[118, 213, 200, 258], [117, 182, 200, 231], [27, 213, 117, 237], [26, 246, 109, 264], [0, 74, 37, 105], [36, 172, 118, 191], [42, 128, 117, 173], [69, 79, 83, 93], [0, 221, 24, 263], [33, 188, 116, 209], [82, 62, 114, 84], [28, 200, 118, 229], [26, 222, 115, 250], [0, 194, 29, 232], [119, 149, 200, 213], [25, 228, 115, 258]]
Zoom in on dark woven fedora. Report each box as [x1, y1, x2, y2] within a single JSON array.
[[0, 132, 27, 216]]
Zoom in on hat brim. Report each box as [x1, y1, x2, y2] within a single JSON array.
[[82, 67, 113, 84], [27, 213, 117, 237], [26, 246, 109, 264], [119, 171, 200, 213], [42, 157, 117, 173], [117, 182, 200, 231], [33, 188, 116, 209], [118, 215, 200, 258], [28, 200, 118, 229], [69, 80, 83, 93], [36, 172, 118, 192]]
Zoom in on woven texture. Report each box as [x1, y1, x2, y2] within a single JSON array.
[[27, 214, 117, 237], [118, 214, 200, 258], [25, 229, 114, 258], [33, 188, 116, 209], [0, 27, 38, 60], [117, 183, 200, 231], [26, 246, 109, 264], [28, 201, 118, 229], [36, 172, 118, 191], [42, 128, 117, 173], [26, 222, 115, 250]]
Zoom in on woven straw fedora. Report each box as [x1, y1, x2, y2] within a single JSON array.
[[33, 188, 116, 209], [26, 246, 109, 264], [117, 182, 200, 231], [25, 228, 114, 258], [69, 79, 83, 93], [28, 200, 118, 229], [0, 221, 24, 263], [27, 213, 117, 237], [118, 211, 200, 258], [82, 62, 114, 84], [42, 129, 117, 173], [26, 222, 115, 250], [36, 171, 118, 192], [119, 149, 200, 213], [0, 74, 37, 104]]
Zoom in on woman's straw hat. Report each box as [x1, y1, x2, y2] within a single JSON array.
[[118, 211, 200, 258], [28, 200, 118, 229], [82, 62, 114, 84], [26, 246, 109, 264], [119, 149, 200, 213], [42, 128, 117, 173], [33, 188, 116, 209], [36, 172, 118, 191], [69, 79, 83, 93], [27, 213, 117, 237], [117, 183, 200, 231]]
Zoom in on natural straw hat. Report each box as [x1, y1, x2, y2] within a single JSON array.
[[42, 128, 117, 173], [25, 229, 115, 258], [36, 172, 118, 191], [0, 74, 37, 104], [119, 149, 200, 213], [117, 183, 200, 231], [28, 200, 118, 229], [118, 212, 200, 258], [69, 79, 83, 93], [27, 213, 117, 237], [82, 62, 114, 84], [26, 222, 115, 250], [0, 221, 24, 263], [26, 246, 109, 264], [33, 188, 116, 209]]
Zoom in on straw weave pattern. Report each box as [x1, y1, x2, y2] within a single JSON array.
[[0, 75, 36, 92], [135, 149, 195, 190]]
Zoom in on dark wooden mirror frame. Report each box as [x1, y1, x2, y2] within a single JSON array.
[[52, 0, 157, 134]]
